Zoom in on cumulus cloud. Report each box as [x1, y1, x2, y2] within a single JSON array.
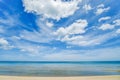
[[0, 38, 13, 49], [98, 16, 111, 22], [53, 19, 96, 46], [1, 0, 120, 61], [22, 0, 81, 20], [0, 38, 8, 45], [83, 4, 92, 11], [95, 4, 110, 15], [54, 19, 116, 46], [99, 24, 114, 30], [99, 19, 120, 30], [54, 19, 88, 37], [21, 1, 115, 48]]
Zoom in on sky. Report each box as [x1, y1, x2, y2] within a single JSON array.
[[0, 0, 120, 61]]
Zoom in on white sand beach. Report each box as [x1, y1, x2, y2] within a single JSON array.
[[0, 75, 120, 80]]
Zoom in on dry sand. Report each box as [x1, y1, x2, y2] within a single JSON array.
[[0, 75, 120, 80]]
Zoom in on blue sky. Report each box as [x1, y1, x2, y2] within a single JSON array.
[[0, 0, 120, 61]]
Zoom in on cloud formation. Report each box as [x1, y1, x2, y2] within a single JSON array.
[[0, 0, 120, 61], [99, 19, 120, 30], [95, 4, 110, 15], [23, 0, 81, 20], [99, 24, 114, 30], [55, 19, 88, 36], [83, 4, 92, 11], [116, 29, 120, 34], [0, 38, 13, 50], [98, 16, 111, 22]]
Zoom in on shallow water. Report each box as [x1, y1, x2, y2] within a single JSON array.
[[0, 61, 120, 76]]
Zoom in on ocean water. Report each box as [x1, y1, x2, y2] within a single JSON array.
[[0, 61, 120, 76]]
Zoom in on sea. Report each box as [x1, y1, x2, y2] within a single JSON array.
[[0, 61, 120, 76]]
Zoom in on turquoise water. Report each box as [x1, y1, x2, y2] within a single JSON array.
[[0, 61, 120, 76]]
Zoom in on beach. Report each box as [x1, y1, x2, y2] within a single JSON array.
[[0, 75, 120, 80]]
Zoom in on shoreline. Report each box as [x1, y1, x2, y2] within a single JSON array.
[[0, 75, 120, 80]]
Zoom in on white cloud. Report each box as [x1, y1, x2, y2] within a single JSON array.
[[98, 16, 111, 22], [54, 19, 116, 46], [54, 19, 93, 46], [83, 4, 92, 11], [61, 32, 115, 46], [54, 19, 88, 37], [0, 38, 8, 45], [99, 19, 120, 30], [46, 21, 54, 28], [0, 38, 13, 50], [95, 4, 110, 15], [99, 24, 114, 30], [97, 4, 104, 8], [66, 19, 88, 34], [116, 29, 120, 34], [113, 19, 120, 26], [61, 35, 91, 46], [22, 0, 81, 20], [61, 35, 84, 43]]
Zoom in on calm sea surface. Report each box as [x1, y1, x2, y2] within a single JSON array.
[[0, 61, 120, 76]]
